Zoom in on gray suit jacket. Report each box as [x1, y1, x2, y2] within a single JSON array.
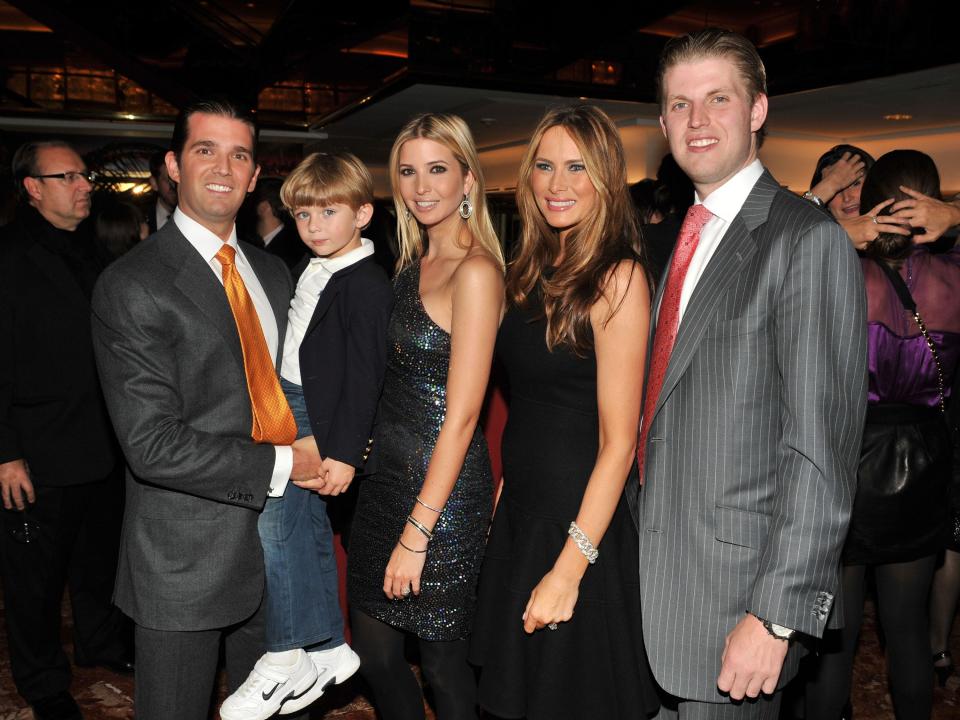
[[91, 221, 293, 631], [631, 170, 867, 702]]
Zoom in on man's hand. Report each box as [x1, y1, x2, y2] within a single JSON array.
[[315, 457, 355, 496], [290, 435, 323, 483], [891, 187, 960, 243], [717, 613, 789, 700], [0, 459, 35, 510]]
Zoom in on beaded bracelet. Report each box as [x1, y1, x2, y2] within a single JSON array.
[[416, 495, 443, 513], [407, 515, 434, 541], [568, 521, 599, 564], [398, 538, 427, 553]]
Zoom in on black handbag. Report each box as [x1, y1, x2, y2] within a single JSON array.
[[843, 259, 952, 564]]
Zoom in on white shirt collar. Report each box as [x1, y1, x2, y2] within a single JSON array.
[[308, 237, 375, 275], [261, 223, 283, 247], [156, 201, 172, 229], [695, 159, 764, 223], [173, 207, 240, 264]]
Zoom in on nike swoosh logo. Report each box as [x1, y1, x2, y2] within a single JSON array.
[[262, 679, 287, 701]]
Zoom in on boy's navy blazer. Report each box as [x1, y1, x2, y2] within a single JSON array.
[[296, 253, 393, 473]]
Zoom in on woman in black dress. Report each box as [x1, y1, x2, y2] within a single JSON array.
[[470, 105, 659, 719]]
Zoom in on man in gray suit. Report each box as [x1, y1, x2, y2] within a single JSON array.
[[92, 99, 322, 720], [634, 29, 867, 718]]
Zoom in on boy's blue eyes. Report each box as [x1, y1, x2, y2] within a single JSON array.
[[295, 208, 337, 220]]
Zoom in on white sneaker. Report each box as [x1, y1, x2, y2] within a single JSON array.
[[220, 650, 318, 720], [278, 644, 361, 715]]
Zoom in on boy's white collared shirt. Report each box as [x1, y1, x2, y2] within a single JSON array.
[[280, 238, 375, 387]]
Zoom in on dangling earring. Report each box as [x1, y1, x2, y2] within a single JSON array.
[[458, 194, 474, 220], [404, 207, 411, 220]]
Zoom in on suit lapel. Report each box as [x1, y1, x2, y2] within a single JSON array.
[[162, 225, 246, 371], [304, 255, 373, 337], [651, 171, 778, 419], [306, 281, 340, 337]]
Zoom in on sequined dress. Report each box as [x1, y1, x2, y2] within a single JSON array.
[[346, 262, 492, 641], [469, 281, 659, 720]]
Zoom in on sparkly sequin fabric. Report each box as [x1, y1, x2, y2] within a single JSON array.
[[347, 262, 493, 641]]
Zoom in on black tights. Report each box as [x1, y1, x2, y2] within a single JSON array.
[[805, 556, 936, 720], [350, 609, 477, 720]]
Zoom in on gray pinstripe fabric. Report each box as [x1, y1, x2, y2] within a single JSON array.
[[630, 170, 868, 705]]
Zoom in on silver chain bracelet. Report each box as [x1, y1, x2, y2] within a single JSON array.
[[568, 521, 598, 564]]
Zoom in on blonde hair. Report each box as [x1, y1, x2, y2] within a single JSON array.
[[281, 152, 373, 212], [388, 113, 503, 271], [508, 105, 646, 354]]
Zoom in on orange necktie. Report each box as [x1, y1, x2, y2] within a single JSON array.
[[216, 244, 297, 445]]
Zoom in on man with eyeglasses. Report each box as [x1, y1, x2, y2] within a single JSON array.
[[0, 140, 132, 720]]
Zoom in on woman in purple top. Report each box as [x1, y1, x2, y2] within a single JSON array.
[[807, 150, 960, 720]]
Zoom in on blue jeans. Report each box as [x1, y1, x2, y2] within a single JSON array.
[[258, 379, 344, 651]]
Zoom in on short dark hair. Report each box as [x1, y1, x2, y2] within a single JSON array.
[[809, 144, 875, 189], [252, 177, 286, 220], [169, 97, 258, 162], [657, 27, 768, 146], [149, 149, 168, 179], [861, 149, 941, 264], [11, 139, 77, 202]]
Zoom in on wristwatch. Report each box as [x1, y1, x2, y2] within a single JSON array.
[[756, 615, 795, 641], [802, 190, 824, 207]]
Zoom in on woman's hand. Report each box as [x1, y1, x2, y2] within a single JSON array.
[[890, 186, 960, 243], [383, 531, 428, 600], [522, 567, 580, 633], [839, 199, 911, 250], [812, 152, 865, 203]]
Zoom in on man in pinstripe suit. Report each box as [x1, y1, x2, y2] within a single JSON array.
[[634, 29, 868, 718]]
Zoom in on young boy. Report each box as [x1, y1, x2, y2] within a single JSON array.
[[221, 152, 394, 720]]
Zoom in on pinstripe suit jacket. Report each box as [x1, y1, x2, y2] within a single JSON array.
[[630, 170, 868, 702]]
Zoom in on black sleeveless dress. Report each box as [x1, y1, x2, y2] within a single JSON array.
[[347, 262, 493, 641], [469, 281, 659, 719]]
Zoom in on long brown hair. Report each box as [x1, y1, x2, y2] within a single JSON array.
[[388, 113, 503, 271], [508, 104, 645, 354]]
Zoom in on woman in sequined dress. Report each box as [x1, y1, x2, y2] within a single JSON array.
[[346, 113, 504, 720], [469, 105, 659, 719]]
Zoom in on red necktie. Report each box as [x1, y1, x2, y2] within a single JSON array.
[[636, 204, 713, 481], [216, 244, 297, 445]]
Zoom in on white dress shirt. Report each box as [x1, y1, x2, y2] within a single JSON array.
[[261, 223, 283, 248], [677, 159, 764, 322], [173, 208, 293, 490], [281, 238, 375, 386], [155, 201, 172, 230]]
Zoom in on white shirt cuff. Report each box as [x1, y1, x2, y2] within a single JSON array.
[[269, 445, 293, 497]]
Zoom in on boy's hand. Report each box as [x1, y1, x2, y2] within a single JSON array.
[[317, 457, 355, 496]]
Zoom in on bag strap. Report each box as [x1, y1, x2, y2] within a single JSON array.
[[871, 258, 946, 414]]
